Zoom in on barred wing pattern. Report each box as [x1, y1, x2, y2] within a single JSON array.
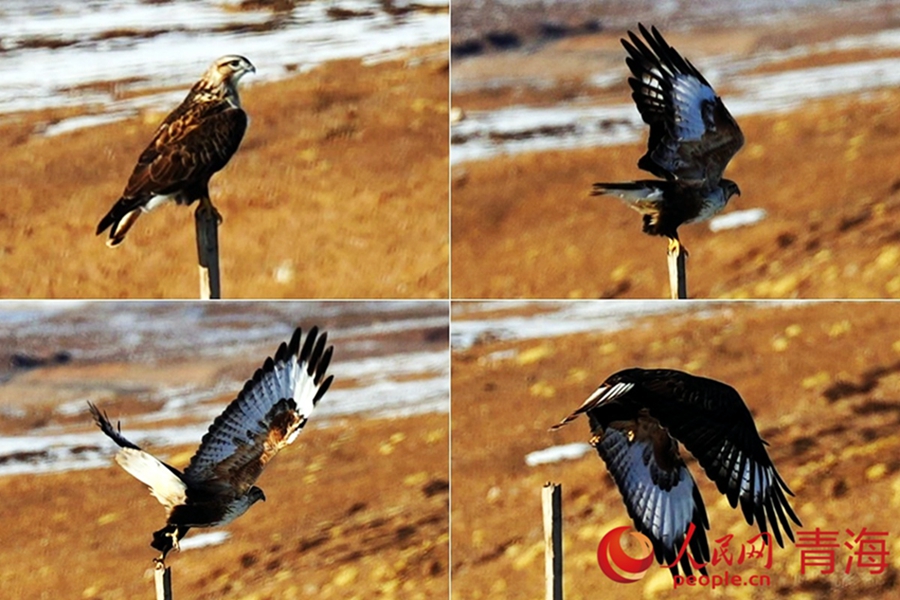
[[183, 327, 334, 494], [635, 370, 800, 547], [623, 23, 744, 188], [553, 368, 800, 577], [89, 326, 335, 562], [591, 418, 711, 576]]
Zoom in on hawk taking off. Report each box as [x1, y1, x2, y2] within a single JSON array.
[[592, 24, 744, 255], [552, 368, 800, 577], [96, 55, 255, 247], [89, 326, 333, 563]]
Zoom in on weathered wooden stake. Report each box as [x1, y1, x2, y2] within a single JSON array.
[[195, 201, 221, 300], [154, 561, 172, 600], [542, 482, 563, 600], [666, 242, 687, 299]]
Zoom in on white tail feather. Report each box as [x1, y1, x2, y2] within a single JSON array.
[[115, 448, 187, 510]]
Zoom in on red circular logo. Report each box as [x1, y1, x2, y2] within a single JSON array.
[[597, 526, 655, 583]]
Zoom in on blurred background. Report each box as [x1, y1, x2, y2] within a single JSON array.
[[0, 0, 449, 298], [451, 0, 900, 298], [451, 300, 900, 598], [0, 300, 449, 599]]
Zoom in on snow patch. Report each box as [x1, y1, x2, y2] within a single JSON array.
[[709, 208, 767, 232], [525, 443, 593, 466]]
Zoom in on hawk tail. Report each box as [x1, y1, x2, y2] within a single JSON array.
[[591, 181, 663, 199], [96, 198, 143, 247], [590, 181, 673, 237], [88, 402, 142, 450]]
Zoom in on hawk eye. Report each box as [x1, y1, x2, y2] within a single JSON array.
[[230, 60, 240, 67]]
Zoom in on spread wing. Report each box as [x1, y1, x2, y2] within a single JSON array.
[[591, 420, 710, 577], [619, 369, 801, 547], [182, 327, 334, 495], [623, 24, 743, 187]]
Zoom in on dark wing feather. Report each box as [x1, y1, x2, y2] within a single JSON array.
[[589, 417, 711, 577], [88, 401, 142, 450], [623, 24, 743, 187], [551, 379, 637, 430], [626, 369, 801, 547], [202, 397, 303, 495], [182, 327, 334, 494]]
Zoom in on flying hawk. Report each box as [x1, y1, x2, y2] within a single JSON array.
[[592, 24, 744, 255], [96, 55, 255, 247], [88, 326, 333, 562], [551, 368, 800, 577]]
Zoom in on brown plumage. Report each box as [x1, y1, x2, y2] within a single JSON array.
[[89, 326, 334, 563], [96, 55, 255, 247]]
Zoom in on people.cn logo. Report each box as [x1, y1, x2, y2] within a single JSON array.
[[597, 526, 655, 583]]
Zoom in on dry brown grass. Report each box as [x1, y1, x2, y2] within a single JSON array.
[[451, 88, 900, 299], [0, 411, 448, 600], [0, 43, 448, 299], [451, 301, 900, 599]]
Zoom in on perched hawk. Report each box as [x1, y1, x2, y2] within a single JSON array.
[[96, 55, 255, 247], [552, 368, 800, 577], [592, 24, 744, 255], [89, 326, 333, 562]]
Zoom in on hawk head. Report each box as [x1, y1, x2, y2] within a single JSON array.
[[721, 179, 741, 200], [205, 55, 256, 88]]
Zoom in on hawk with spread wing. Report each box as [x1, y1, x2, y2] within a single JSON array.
[[89, 326, 333, 562], [552, 368, 800, 577], [96, 55, 255, 247], [592, 24, 744, 256]]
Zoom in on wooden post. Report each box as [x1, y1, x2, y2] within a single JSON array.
[[666, 242, 687, 299], [542, 482, 563, 600], [195, 201, 221, 299], [154, 562, 172, 600]]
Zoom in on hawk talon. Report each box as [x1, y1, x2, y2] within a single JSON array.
[[667, 238, 689, 258], [196, 200, 223, 225], [168, 529, 181, 553]]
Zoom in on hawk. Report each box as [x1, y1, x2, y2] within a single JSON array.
[[592, 24, 745, 256], [96, 55, 255, 247], [89, 326, 333, 562], [551, 368, 800, 577]]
